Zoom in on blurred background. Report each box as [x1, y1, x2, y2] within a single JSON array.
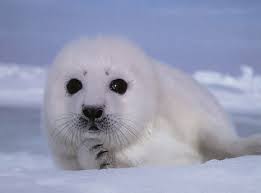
[[0, 0, 260, 160]]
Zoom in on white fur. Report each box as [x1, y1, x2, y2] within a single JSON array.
[[43, 37, 261, 170]]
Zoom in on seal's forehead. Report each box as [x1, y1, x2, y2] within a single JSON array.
[[53, 37, 149, 72]]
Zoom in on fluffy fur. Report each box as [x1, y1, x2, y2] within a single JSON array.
[[43, 37, 261, 170]]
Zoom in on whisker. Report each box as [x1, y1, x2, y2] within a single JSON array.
[[50, 112, 143, 151]]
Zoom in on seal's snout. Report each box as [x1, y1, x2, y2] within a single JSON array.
[[82, 105, 104, 121]]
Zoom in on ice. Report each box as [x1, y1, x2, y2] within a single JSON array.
[[0, 153, 260, 193], [194, 65, 261, 113], [0, 63, 45, 107]]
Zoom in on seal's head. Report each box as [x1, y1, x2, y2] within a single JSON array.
[[44, 37, 159, 151]]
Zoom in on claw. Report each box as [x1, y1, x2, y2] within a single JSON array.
[[99, 163, 110, 169], [96, 150, 108, 160], [90, 144, 103, 151]]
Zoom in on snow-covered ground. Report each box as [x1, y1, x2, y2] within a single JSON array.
[[0, 153, 260, 193], [0, 63, 260, 192]]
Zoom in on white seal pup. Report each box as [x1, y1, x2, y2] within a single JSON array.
[[43, 37, 261, 170]]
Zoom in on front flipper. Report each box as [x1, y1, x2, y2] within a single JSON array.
[[90, 143, 114, 169], [77, 140, 114, 170]]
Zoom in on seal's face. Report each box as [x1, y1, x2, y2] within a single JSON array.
[[44, 38, 158, 150]]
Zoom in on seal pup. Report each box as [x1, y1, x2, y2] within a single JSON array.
[[43, 37, 261, 170]]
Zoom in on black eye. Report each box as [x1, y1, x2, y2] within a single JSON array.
[[66, 78, 82, 95], [109, 79, 128, 95]]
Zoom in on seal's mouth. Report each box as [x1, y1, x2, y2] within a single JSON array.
[[78, 116, 100, 132], [88, 123, 100, 132], [79, 116, 107, 133]]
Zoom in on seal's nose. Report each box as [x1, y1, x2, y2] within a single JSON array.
[[82, 106, 104, 120]]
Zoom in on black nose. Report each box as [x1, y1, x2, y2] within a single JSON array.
[[82, 106, 104, 120]]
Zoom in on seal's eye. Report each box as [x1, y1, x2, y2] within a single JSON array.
[[66, 78, 82, 95], [110, 79, 128, 95]]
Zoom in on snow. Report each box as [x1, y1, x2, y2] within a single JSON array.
[[194, 65, 261, 113], [0, 63, 45, 107], [0, 153, 260, 193]]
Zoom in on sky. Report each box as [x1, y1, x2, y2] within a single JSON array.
[[0, 0, 260, 74]]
